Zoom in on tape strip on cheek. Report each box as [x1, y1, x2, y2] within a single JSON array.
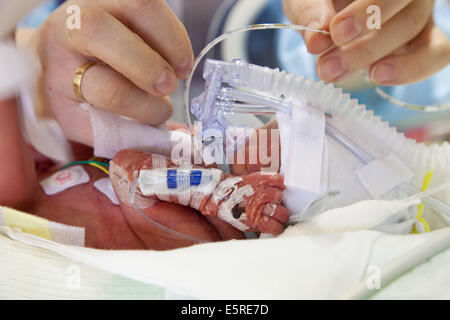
[[218, 185, 254, 231]]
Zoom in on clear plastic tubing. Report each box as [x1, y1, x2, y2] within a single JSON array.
[[184, 24, 450, 217], [325, 122, 450, 221], [216, 97, 450, 219], [184, 24, 331, 134]]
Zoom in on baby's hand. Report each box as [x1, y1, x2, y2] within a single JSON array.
[[283, 0, 450, 85], [215, 172, 290, 235]]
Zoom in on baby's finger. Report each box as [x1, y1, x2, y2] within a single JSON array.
[[317, 0, 434, 82], [80, 63, 173, 125], [283, 0, 335, 54], [263, 203, 290, 224], [370, 24, 450, 85], [330, 0, 414, 46], [67, 7, 177, 96], [251, 216, 284, 235]]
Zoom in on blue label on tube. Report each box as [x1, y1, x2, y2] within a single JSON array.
[[167, 170, 177, 189], [190, 170, 202, 186]]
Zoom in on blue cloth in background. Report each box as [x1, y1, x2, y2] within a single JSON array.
[[19, 0, 64, 28], [264, 0, 450, 129]]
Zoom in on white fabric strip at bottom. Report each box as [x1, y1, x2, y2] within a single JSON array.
[[47, 222, 85, 247], [2, 223, 449, 299], [0, 207, 85, 247]]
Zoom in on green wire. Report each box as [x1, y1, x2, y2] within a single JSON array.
[[60, 160, 109, 171]]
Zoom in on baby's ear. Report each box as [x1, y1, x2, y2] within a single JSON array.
[[0, 98, 37, 209]]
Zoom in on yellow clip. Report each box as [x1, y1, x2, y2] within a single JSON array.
[[413, 170, 434, 233]]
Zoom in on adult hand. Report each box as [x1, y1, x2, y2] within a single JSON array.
[[28, 0, 193, 145], [283, 0, 450, 85]]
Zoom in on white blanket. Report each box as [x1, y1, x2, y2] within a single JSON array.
[[1, 225, 449, 299]]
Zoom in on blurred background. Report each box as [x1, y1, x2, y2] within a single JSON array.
[[20, 0, 450, 142]]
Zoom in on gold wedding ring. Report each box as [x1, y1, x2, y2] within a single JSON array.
[[73, 61, 97, 102]]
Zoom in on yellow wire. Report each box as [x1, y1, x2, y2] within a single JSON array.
[[88, 163, 110, 175], [414, 170, 434, 233]]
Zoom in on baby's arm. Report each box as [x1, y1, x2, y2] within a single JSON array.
[[110, 150, 290, 235], [0, 98, 37, 208]]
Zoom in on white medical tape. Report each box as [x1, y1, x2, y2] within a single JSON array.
[[356, 154, 415, 198], [152, 154, 167, 169], [93, 178, 120, 206], [211, 177, 243, 204], [88, 105, 180, 159], [139, 168, 223, 208], [189, 192, 205, 210], [177, 166, 192, 206], [263, 203, 277, 217], [139, 169, 166, 198], [190, 169, 223, 210], [217, 184, 254, 231], [280, 102, 326, 193], [40, 166, 89, 196], [151, 155, 170, 201]]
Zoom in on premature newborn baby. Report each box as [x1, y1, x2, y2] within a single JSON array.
[[1, 98, 289, 250], [25, 148, 288, 250]]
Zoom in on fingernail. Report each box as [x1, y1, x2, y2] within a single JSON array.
[[318, 56, 346, 81], [371, 63, 396, 83], [154, 69, 177, 95], [333, 17, 362, 45], [175, 58, 193, 78], [305, 20, 321, 41], [306, 20, 334, 54]]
